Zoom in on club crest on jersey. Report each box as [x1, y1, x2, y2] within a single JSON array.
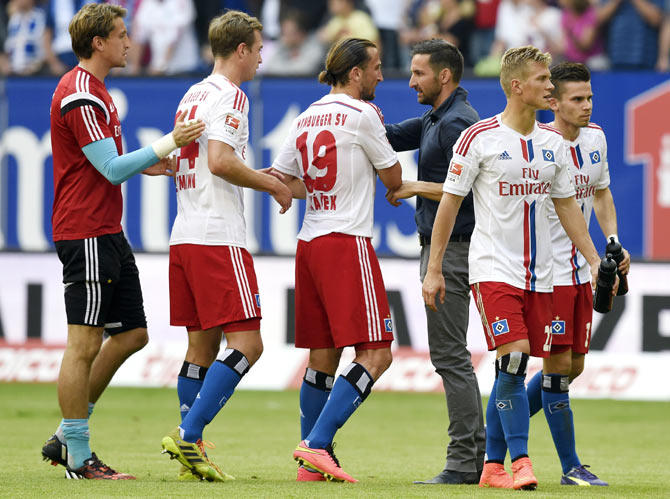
[[491, 318, 509, 336], [224, 114, 240, 135], [551, 319, 566, 335], [542, 149, 555, 162], [498, 150, 512, 160], [447, 162, 463, 183], [384, 318, 393, 333], [255, 294, 261, 308], [589, 150, 601, 164]]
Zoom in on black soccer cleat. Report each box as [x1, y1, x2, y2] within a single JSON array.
[[64, 452, 135, 480], [42, 434, 68, 467]]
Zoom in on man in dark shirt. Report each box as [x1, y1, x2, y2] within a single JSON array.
[[385, 38, 485, 485]]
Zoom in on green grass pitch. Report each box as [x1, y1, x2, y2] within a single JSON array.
[[1, 383, 668, 498]]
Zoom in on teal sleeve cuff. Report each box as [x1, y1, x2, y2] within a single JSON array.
[[82, 137, 161, 185]]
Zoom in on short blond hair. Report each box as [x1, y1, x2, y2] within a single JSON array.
[[499, 46, 552, 97], [69, 3, 127, 60], [209, 10, 263, 59]]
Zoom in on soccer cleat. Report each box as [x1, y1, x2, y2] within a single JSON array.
[[198, 440, 235, 481], [478, 462, 513, 489], [561, 465, 608, 486], [42, 434, 67, 467], [297, 465, 327, 482], [160, 427, 226, 482], [293, 440, 357, 483], [178, 464, 202, 481], [64, 452, 136, 480], [512, 457, 538, 490]]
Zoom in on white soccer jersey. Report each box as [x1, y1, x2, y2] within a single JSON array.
[[444, 114, 575, 292], [272, 93, 398, 241], [548, 123, 610, 285], [170, 74, 250, 247]]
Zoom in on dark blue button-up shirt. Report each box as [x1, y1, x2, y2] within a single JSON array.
[[386, 86, 479, 239]]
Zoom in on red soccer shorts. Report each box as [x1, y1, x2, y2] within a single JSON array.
[[169, 244, 261, 332], [471, 281, 553, 358], [294, 233, 393, 350], [551, 283, 593, 354]]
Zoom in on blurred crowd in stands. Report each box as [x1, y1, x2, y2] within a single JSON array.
[[1, 0, 668, 77]]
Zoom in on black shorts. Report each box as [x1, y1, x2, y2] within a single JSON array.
[[54, 232, 147, 334]]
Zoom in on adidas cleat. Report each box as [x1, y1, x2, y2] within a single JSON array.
[[64, 452, 135, 480], [561, 465, 608, 486], [198, 440, 235, 481], [178, 464, 202, 481], [297, 465, 327, 482], [293, 440, 357, 483], [42, 434, 67, 467], [512, 457, 538, 490], [161, 427, 226, 482]]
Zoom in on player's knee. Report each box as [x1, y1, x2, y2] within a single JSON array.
[[569, 363, 584, 381], [496, 351, 529, 377], [125, 328, 149, 353]]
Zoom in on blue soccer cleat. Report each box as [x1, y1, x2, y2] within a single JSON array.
[[561, 465, 608, 486]]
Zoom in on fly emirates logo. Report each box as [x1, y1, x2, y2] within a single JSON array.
[[498, 167, 551, 196]]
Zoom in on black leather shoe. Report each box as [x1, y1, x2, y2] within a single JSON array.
[[414, 469, 480, 484]]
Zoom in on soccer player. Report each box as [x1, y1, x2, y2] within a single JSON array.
[[422, 46, 604, 490], [524, 61, 630, 486], [159, 11, 292, 482], [270, 37, 402, 483], [385, 39, 486, 485], [43, 3, 204, 480]]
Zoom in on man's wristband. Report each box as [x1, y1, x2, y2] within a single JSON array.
[[151, 133, 178, 159]]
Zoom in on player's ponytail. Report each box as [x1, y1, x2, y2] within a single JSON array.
[[320, 38, 376, 87]]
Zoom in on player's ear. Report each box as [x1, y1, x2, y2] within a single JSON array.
[[510, 78, 522, 95], [548, 96, 559, 112]]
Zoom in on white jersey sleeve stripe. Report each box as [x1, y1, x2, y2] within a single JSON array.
[[86, 104, 105, 140], [456, 118, 499, 156]]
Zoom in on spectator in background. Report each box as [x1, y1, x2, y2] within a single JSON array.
[[194, 0, 220, 67], [129, 0, 199, 75], [1, 0, 46, 75], [470, 0, 500, 65], [282, 0, 328, 32], [0, 0, 8, 58], [319, 0, 379, 46], [366, 0, 405, 70], [559, 0, 608, 70], [44, 0, 97, 76], [263, 9, 324, 75], [598, 0, 666, 69], [656, 0, 670, 70]]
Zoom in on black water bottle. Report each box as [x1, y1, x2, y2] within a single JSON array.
[[605, 237, 628, 296], [593, 254, 618, 313]]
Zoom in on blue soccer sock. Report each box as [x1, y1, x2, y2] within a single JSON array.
[[485, 377, 508, 463], [300, 368, 334, 440], [542, 373, 580, 473], [496, 353, 530, 461], [180, 349, 249, 443], [177, 361, 208, 421], [305, 363, 373, 449], [55, 402, 95, 444], [62, 419, 91, 469], [527, 370, 543, 417]]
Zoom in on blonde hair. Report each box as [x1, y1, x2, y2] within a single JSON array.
[[69, 3, 127, 60], [209, 10, 263, 59], [499, 46, 552, 97]]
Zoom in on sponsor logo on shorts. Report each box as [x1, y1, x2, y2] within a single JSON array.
[[551, 319, 566, 335], [491, 318, 509, 336], [384, 318, 393, 333], [255, 294, 261, 308]]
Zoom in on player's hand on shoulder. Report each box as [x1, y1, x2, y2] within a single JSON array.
[[143, 156, 177, 177], [172, 110, 206, 148]]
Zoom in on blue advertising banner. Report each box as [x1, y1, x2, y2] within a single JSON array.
[[0, 73, 668, 258]]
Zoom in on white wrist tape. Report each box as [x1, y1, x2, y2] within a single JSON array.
[[151, 133, 178, 159]]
